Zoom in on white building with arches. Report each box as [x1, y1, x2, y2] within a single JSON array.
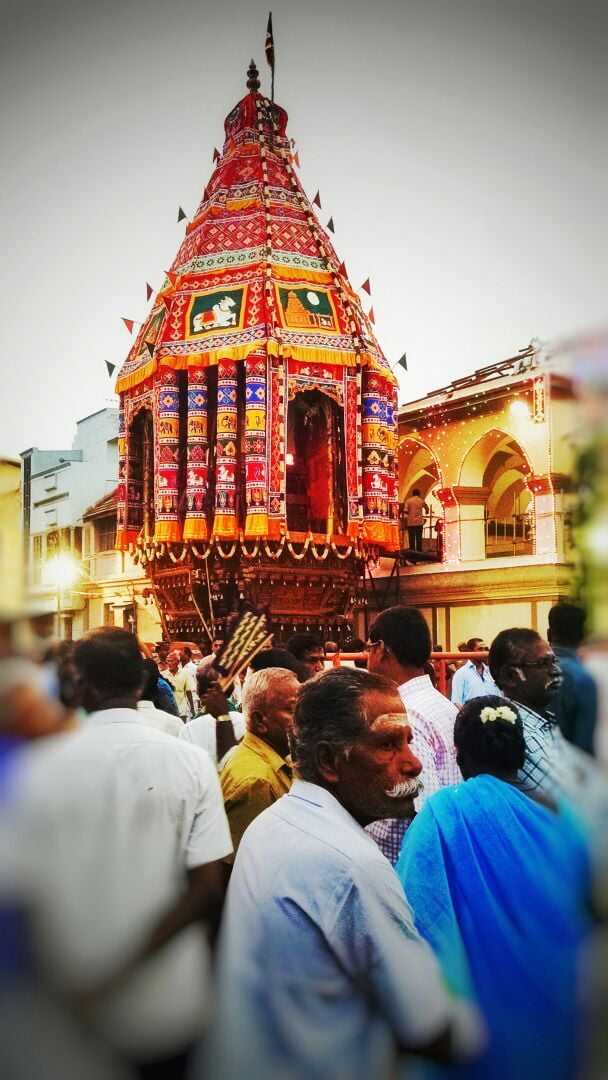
[[389, 349, 579, 648]]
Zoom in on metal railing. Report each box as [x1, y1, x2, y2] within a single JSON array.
[[485, 515, 533, 555], [328, 650, 487, 699]]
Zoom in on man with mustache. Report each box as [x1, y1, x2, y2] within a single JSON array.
[[489, 628, 608, 828], [209, 668, 484, 1080]]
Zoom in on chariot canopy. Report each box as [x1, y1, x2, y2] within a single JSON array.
[[115, 62, 398, 638]]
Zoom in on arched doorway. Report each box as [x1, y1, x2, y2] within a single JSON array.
[[286, 390, 347, 535], [460, 430, 533, 557], [398, 437, 443, 556]]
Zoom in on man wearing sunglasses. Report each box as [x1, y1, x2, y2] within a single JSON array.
[[489, 628, 608, 830]]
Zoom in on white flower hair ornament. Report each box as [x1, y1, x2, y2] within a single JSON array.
[[479, 705, 518, 725]]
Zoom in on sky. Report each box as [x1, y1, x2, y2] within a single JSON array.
[[1, 0, 606, 459]]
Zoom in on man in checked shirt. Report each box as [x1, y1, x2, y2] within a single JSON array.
[[488, 627, 608, 836], [365, 606, 461, 863]]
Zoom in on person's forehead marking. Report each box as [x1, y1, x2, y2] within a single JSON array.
[[370, 711, 409, 730]]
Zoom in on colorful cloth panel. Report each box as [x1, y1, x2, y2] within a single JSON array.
[[115, 403, 132, 548], [213, 360, 238, 538], [154, 368, 181, 543], [267, 354, 286, 539], [361, 369, 399, 548], [386, 382, 400, 540], [345, 369, 363, 542], [183, 367, 209, 541], [244, 354, 269, 537]]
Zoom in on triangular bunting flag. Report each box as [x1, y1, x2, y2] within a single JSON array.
[[166, 271, 179, 288], [327, 217, 335, 233], [313, 191, 321, 208], [338, 261, 347, 277], [177, 206, 187, 223], [146, 282, 154, 301], [145, 341, 155, 358], [368, 307, 375, 324], [213, 148, 221, 163], [292, 151, 300, 168], [160, 295, 171, 309], [121, 317, 135, 334], [397, 353, 408, 371], [105, 361, 116, 377], [361, 278, 371, 294]]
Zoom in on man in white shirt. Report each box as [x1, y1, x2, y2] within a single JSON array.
[[209, 667, 483, 1080], [165, 651, 196, 720], [10, 628, 232, 1078], [366, 605, 461, 864], [450, 638, 500, 706]]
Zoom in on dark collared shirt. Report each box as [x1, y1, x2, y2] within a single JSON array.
[[552, 646, 598, 755]]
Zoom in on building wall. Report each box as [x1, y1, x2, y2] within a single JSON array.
[[373, 366, 580, 646], [76, 526, 161, 643], [21, 409, 119, 618], [0, 458, 23, 619]]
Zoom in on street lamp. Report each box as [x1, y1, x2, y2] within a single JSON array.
[[46, 553, 81, 639]]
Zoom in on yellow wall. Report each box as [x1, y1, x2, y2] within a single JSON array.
[[0, 460, 23, 619], [448, 601, 535, 648]]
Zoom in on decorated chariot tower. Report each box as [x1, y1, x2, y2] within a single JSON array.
[[115, 63, 399, 641]]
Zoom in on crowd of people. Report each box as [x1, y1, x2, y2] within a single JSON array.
[[0, 603, 606, 1079]]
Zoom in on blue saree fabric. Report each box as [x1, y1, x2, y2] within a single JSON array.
[[395, 775, 591, 1080]]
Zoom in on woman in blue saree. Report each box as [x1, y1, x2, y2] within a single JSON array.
[[396, 695, 592, 1080]]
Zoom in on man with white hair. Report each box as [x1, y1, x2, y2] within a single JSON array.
[[220, 667, 299, 866]]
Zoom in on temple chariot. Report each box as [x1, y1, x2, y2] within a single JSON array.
[[115, 63, 399, 643]]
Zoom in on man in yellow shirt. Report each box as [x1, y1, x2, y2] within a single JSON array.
[[221, 667, 299, 866]]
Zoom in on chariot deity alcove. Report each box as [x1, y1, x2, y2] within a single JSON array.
[[286, 389, 347, 535]]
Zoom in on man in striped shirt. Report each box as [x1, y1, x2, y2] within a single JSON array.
[[365, 606, 461, 864]]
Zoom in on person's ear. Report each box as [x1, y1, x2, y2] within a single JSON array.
[[502, 664, 523, 687], [314, 742, 343, 784], [250, 708, 267, 735]]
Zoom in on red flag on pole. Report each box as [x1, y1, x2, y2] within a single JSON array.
[[338, 261, 347, 277], [166, 271, 179, 288], [361, 278, 371, 294], [265, 12, 275, 99], [146, 282, 154, 301], [313, 191, 321, 208], [368, 307, 375, 324], [121, 317, 135, 334], [292, 151, 300, 168], [213, 148, 220, 163]]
